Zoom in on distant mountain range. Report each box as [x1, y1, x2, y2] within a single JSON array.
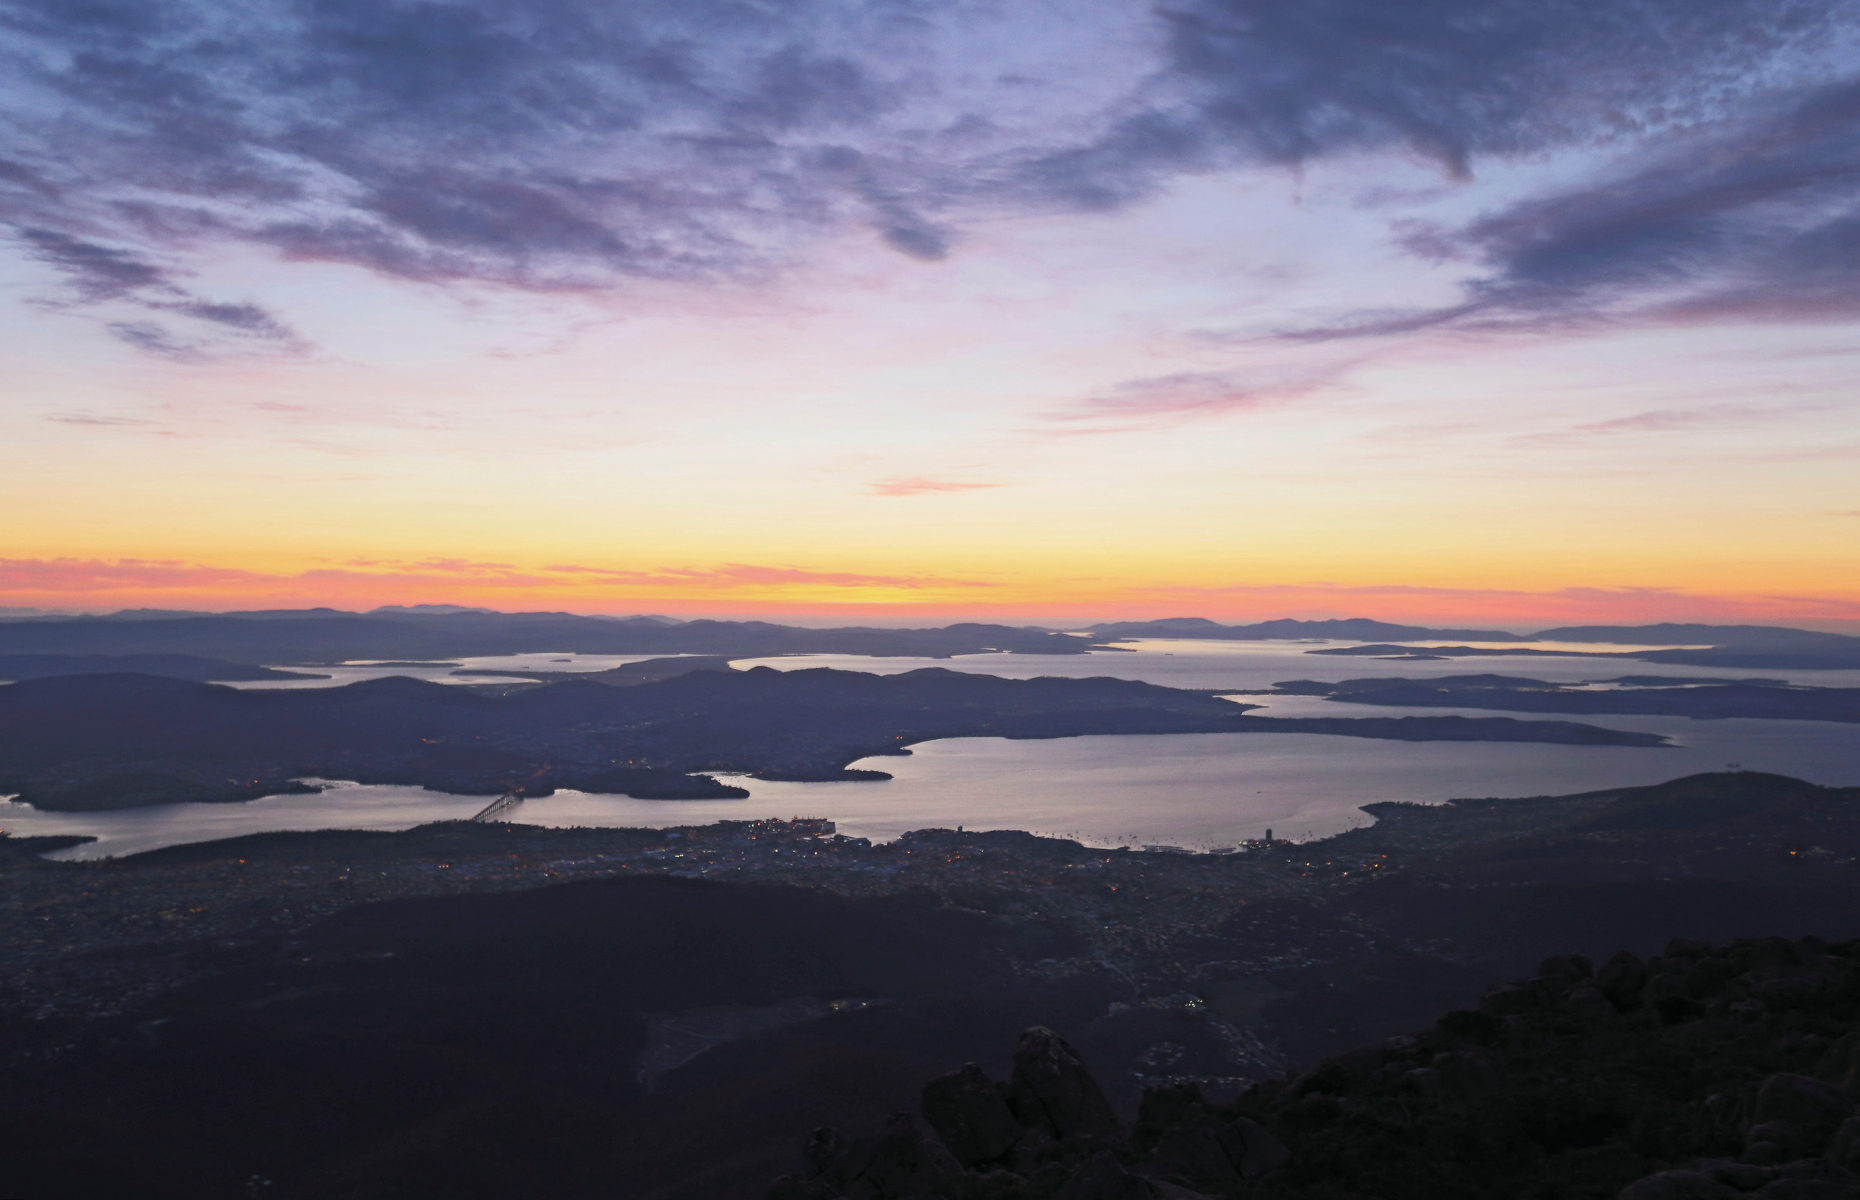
[[1, 609, 1855, 670], [0, 610, 1102, 663], [1092, 617, 1860, 669], [1090, 617, 1527, 642]]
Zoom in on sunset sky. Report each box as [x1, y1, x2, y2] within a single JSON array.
[[3, 0, 1858, 626]]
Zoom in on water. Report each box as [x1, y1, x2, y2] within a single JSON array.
[[730, 638, 1860, 691], [5, 640, 1856, 859], [227, 652, 688, 689]]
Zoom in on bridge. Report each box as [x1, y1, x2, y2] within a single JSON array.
[[469, 790, 526, 823]]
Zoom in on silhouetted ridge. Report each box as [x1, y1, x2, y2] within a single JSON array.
[[774, 935, 1860, 1199]]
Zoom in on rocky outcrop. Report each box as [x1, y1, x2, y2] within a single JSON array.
[[1007, 1027, 1120, 1143], [773, 935, 1860, 1200], [769, 1026, 1266, 1200]]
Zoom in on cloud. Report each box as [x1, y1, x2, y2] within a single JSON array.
[[43, 411, 156, 427], [0, 0, 993, 305], [10, 227, 306, 357], [1038, 362, 1360, 433], [1511, 401, 1836, 447], [0, 557, 1001, 608], [3, 0, 1848, 333], [0, 557, 267, 591], [1277, 76, 1860, 343], [546, 563, 997, 590], [1045, 371, 1271, 431], [1018, 0, 1856, 208], [18, 228, 168, 301], [866, 476, 1000, 496]]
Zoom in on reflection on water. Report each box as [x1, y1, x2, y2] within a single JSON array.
[[5, 640, 1856, 859], [729, 638, 1860, 691], [231, 652, 691, 689]]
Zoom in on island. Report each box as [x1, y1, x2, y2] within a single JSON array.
[[1273, 673, 1860, 723], [0, 666, 1667, 811]]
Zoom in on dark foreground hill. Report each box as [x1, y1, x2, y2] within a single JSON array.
[[772, 937, 1860, 1199], [1, 772, 1855, 1198]]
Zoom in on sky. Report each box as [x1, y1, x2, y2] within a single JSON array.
[[2, 0, 1858, 628]]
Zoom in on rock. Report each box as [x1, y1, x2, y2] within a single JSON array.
[[1219, 1117, 1290, 1179], [1753, 975, 1824, 1002], [1151, 1185, 1217, 1200], [805, 1127, 852, 1185], [1753, 1180, 1849, 1199], [1480, 982, 1542, 1015], [1431, 1049, 1506, 1099], [1749, 1075, 1856, 1158], [922, 1063, 1021, 1167], [1651, 973, 1695, 1003], [968, 1170, 1032, 1200], [807, 1114, 965, 1199], [768, 1176, 844, 1200], [1775, 1158, 1857, 1186], [1136, 1083, 1205, 1132], [1145, 1124, 1238, 1189], [1619, 1169, 1741, 1199], [1743, 938, 1804, 971], [1746, 1142, 1785, 1166], [1568, 983, 1613, 1013], [1600, 951, 1650, 1010], [1540, 953, 1596, 986], [1008, 1028, 1119, 1141], [1828, 1114, 1860, 1170], [1817, 1033, 1860, 1093], [1055, 1150, 1218, 1200], [1667, 938, 1715, 960], [1054, 1151, 1162, 1200], [1695, 1158, 1775, 1190]]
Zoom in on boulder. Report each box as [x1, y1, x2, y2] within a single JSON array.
[[1567, 984, 1613, 1014], [1753, 1179, 1849, 1199], [1218, 1117, 1290, 1179], [922, 1063, 1021, 1167], [1651, 973, 1695, 1003], [1540, 954, 1596, 987], [1695, 1158, 1775, 1190], [1775, 1158, 1857, 1186], [1056, 1150, 1213, 1200], [1137, 1114, 1289, 1188], [805, 1127, 852, 1186], [1618, 1169, 1740, 1199], [768, 1176, 844, 1200], [1828, 1113, 1860, 1170], [1008, 1028, 1119, 1141], [1748, 1074, 1855, 1159], [1135, 1083, 1205, 1132], [1479, 982, 1542, 1015], [805, 1114, 965, 1199], [1599, 951, 1650, 1010], [1431, 1049, 1506, 1099], [1144, 1124, 1238, 1189], [1743, 938, 1805, 971], [1816, 1033, 1860, 1093]]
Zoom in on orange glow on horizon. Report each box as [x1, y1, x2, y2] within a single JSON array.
[[4, 552, 1856, 631]]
